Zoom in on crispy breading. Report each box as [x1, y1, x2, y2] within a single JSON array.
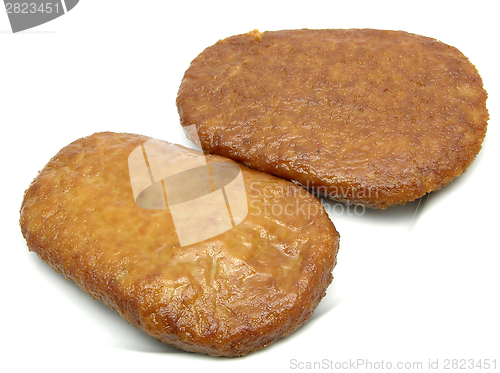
[[19, 132, 339, 357], [177, 29, 488, 208]]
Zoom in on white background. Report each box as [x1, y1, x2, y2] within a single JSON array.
[[1, 1, 499, 372]]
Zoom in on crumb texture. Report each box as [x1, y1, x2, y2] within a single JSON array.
[[19, 132, 339, 356], [177, 29, 489, 208]]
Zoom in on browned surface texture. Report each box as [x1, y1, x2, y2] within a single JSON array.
[[19, 132, 339, 357], [177, 29, 489, 208]]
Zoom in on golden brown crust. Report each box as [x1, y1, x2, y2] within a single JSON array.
[[19, 132, 339, 357], [176, 29, 489, 208]]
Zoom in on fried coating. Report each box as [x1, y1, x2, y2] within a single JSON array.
[[177, 29, 489, 208], [19, 132, 339, 357]]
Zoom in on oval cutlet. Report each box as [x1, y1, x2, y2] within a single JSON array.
[[19, 132, 339, 357], [177, 29, 488, 208]]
